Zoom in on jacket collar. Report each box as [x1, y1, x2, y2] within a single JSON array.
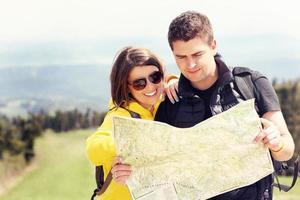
[[127, 100, 161, 117], [178, 55, 233, 98], [108, 98, 161, 118]]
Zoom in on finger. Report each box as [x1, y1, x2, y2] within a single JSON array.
[[254, 131, 265, 143], [112, 164, 132, 173], [264, 138, 280, 149], [112, 169, 132, 185], [168, 80, 179, 94], [262, 126, 275, 136], [261, 124, 280, 140], [113, 170, 132, 179], [161, 92, 166, 102], [262, 132, 277, 144], [114, 175, 130, 185], [169, 85, 179, 102], [175, 83, 178, 93], [260, 118, 273, 129], [165, 87, 175, 104], [263, 132, 281, 145], [166, 86, 174, 102], [112, 156, 122, 167]]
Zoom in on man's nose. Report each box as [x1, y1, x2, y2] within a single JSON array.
[[186, 57, 197, 68]]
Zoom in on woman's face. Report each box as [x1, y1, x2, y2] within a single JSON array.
[[127, 65, 163, 110]]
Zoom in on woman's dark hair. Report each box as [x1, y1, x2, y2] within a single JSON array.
[[110, 46, 164, 108]]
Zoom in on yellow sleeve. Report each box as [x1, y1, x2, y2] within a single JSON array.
[[85, 109, 131, 166]]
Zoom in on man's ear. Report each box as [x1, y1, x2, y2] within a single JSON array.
[[211, 39, 217, 55]]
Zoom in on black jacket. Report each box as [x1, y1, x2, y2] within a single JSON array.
[[156, 56, 245, 127], [155, 56, 275, 200]]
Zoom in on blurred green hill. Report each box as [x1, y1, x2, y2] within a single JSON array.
[[0, 129, 299, 200], [0, 129, 94, 200]]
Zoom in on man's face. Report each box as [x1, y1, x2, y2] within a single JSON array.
[[172, 37, 217, 86]]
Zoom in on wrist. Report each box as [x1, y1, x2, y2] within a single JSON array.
[[165, 74, 178, 83]]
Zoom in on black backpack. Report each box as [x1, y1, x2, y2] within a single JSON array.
[[233, 67, 299, 198], [90, 109, 141, 200]]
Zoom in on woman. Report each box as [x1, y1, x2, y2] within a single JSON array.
[[86, 46, 178, 200]]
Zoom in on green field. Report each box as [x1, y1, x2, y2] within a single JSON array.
[[0, 130, 95, 200], [0, 129, 299, 200], [274, 176, 300, 200]]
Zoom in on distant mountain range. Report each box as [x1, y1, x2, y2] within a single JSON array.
[[0, 34, 299, 117], [0, 65, 110, 117]]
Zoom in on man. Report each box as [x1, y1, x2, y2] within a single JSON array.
[[154, 11, 295, 199], [111, 11, 295, 200]]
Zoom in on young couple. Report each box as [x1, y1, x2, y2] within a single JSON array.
[[86, 11, 295, 200]]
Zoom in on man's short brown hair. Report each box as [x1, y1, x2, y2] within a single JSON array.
[[168, 11, 214, 50]]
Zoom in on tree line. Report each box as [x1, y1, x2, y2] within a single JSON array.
[[0, 109, 105, 163], [0, 80, 299, 172], [274, 80, 300, 174]]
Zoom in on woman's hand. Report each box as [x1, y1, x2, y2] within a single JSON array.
[[163, 78, 179, 104], [111, 156, 132, 185]]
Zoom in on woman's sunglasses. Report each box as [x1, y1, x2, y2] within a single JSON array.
[[128, 71, 163, 91]]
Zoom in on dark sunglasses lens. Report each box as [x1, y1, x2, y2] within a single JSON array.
[[149, 71, 162, 84], [132, 78, 147, 90]]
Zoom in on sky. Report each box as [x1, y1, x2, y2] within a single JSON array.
[[0, 0, 299, 68]]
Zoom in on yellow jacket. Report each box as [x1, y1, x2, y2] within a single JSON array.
[[86, 100, 160, 200]]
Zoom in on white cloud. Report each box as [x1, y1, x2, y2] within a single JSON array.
[[0, 0, 299, 42], [0, 0, 299, 68]]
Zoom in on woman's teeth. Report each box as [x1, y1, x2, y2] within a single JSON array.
[[145, 90, 156, 96]]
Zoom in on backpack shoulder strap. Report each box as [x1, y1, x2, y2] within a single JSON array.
[[233, 67, 260, 113], [122, 107, 141, 119], [273, 155, 300, 192], [95, 166, 104, 191], [91, 107, 141, 199], [232, 67, 256, 100], [109, 106, 141, 119], [91, 170, 113, 199]]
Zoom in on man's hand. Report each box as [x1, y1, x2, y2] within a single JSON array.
[[254, 118, 282, 151], [111, 156, 132, 185]]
